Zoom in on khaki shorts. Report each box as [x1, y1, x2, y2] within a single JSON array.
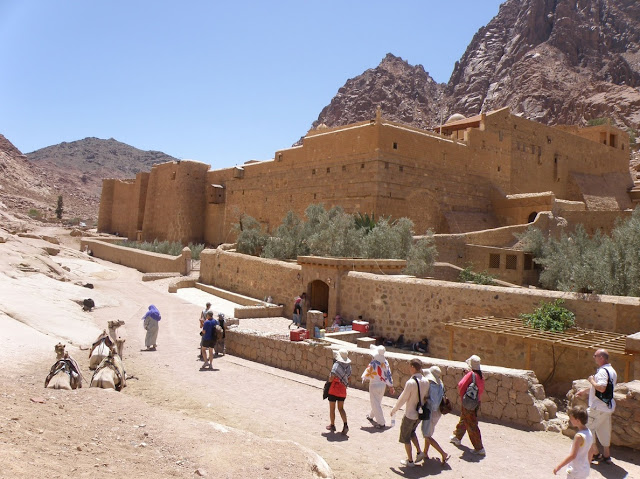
[[587, 408, 612, 447], [399, 416, 420, 444]]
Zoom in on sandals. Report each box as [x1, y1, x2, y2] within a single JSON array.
[[325, 424, 336, 432], [341, 425, 349, 435]]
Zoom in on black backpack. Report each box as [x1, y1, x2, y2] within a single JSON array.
[[595, 367, 614, 408]]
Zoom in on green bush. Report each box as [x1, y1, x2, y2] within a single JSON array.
[[403, 232, 438, 277], [233, 214, 267, 256], [521, 299, 576, 332], [28, 209, 41, 219], [587, 117, 609, 126], [118, 239, 205, 258], [458, 266, 495, 285]]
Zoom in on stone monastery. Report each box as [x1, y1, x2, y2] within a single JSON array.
[[99, 107, 634, 252]]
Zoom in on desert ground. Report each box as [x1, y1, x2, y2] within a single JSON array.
[[1, 217, 639, 478]]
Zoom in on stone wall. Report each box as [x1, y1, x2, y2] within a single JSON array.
[[225, 329, 557, 431], [80, 238, 190, 275], [567, 379, 640, 450]]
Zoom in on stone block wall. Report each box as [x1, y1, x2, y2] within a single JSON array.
[[567, 379, 640, 450], [225, 329, 557, 430]]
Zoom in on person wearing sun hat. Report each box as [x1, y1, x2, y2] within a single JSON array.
[[326, 348, 352, 435], [450, 354, 486, 455], [362, 345, 395, 428], [421, 365, 451, 464]]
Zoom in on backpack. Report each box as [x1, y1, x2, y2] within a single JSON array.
[[462, 372, 479, 410], [595, 367, 614, 408]]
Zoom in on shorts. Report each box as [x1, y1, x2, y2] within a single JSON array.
[[399, 416, 420, 444], [587, 408, 613, 447], [201, 339, 216, 349], [327, 394, 346, 403]]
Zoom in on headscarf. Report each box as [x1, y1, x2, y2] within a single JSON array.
[[143, 305, 161, 321], [361, 345, 393, 387]]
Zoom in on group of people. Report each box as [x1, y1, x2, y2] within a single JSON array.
[[198, 302, 226, 369], [325, 345, 619, 476]]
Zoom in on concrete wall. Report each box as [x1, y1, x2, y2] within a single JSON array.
[[80, 238, 190, 274], [225, 329, 557, 431]]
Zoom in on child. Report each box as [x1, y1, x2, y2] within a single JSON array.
[[553, 406, 593, 478]]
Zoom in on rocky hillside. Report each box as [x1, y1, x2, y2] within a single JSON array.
[[311, 0, 640, 131], [0, 136, 175, 223]]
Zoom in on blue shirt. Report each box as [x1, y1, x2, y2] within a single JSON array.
[[202, 319, 218, 341]]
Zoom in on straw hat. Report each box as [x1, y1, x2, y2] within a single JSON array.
[[466, 355, 481, 370], [334, 348, 351, 364]]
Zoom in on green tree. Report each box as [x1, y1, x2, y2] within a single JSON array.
[[521, 299, 576, 332], [55, 195, 64, 219], [262, 211, 307, 260], [404, 231, 438, 277], [233, 214, 267, 256]]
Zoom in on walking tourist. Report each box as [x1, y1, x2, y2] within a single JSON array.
[[201, 311, 218, 369], [292, 295, 302, 328], [361, 345, 395, 428], [142, 304, 161, 351], [390, 359, 428, 467], [577, 348, 617, 464], [326, 348, 352, 436], [450, 354, 486, 455], [553, 405, 593, 477], [421, 366, 450, 464]]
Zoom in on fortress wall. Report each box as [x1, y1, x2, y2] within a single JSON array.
[[97, 179, 115, 232], [109, 180, 137, 236], [142, 161, 209, 244], [225, 329, 556, 431], [80, 238, 189, 274], [126, 172, 149, 240], [199, 248, 301, 316]]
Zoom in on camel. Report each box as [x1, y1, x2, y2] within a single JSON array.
[[89, 330, 115, 370], [90, 350, 126, 391], [45, 344, 83, 390], [107, 319, 126, 359]]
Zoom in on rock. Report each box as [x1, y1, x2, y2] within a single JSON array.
[[42, 247, 60, 256], [194, 468, 208, 477]]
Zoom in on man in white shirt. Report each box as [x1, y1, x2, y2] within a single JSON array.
[[578, 348, 617, 464], [390, 359, 429, 468]]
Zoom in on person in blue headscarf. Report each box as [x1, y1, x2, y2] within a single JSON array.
[[142, 305, 161, 350]]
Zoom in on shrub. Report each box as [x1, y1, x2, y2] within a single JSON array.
[[403, 232, 438, 277], [28, 209, 41, 219], [521, 299, 576, 332], [118, 239, 204, 258], [233, 214, 267, 256], [458, 266, 495, 285]]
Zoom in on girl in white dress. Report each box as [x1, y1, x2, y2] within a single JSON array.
[[554, 406, 593, 478]]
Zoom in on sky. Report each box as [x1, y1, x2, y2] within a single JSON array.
[[0, 1, 504, 170]]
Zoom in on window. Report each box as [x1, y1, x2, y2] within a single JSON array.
[[393, 142, 398, 150], [489, 254, 500, 269], [361, 163, 365, 169], [506, 255, 517, 270], [610, 134, 617, 148], [326, 167, 330, 173], [312, 169, 316, 175]]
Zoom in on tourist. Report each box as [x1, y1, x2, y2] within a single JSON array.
[[577, 348, 617, 464], [214, 312, 226, 356], [142, 305, 161, 351], [326, 348, 351, 436], [292, 295, 302, 328], [553, 405, 593, 477], [361, 345, 395, 428], [201, 311, 218, 369], [450, 354, 486, 455], [421, 366, 450, 464], [412, 338, 429, 354], [199, 302, 211, 359], [390, 359, 428, 467]]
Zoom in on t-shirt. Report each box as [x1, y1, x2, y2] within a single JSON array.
[[202, 319, 219, 341], [588, 364, 617, 412]]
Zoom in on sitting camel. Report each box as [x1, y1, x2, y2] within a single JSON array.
[[45, 344, 83, 390], [107, 319, 126, 359], [89, 330, 116, 370], [90, 350, 126, 391]]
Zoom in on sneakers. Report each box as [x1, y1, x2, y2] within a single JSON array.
[[449, 436, 461, 446], [400, 459, 415, 468], [472, 448, 486, 456], [414, 452, 426, 463], [600, 456, 612, 464], [591, 453, 604, 463]]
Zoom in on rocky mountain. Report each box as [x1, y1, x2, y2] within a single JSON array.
[[310, 0, 640, 131], [0, 136, 176, 223]]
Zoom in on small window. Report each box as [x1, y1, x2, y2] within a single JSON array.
[[342, 165, 347, 172], [393, 142, 398, 150], [171, 172, 176, 180], [524, 254, 533, 271], [499, 131, 504, 141], [399, 165, 404, 172], [497, 166, 501, 172], [278, 153, 283, 161], [489, 254, 500, 269], [312, 168, 316, 175], [313, 193, 316, 199], [326, 167, 330, 173], [361, 163, 365, 169], [506, 255, 517, 270]]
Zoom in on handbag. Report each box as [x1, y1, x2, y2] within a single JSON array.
[[323, 380, 331, 400], [439, 394, 452, 415], [414, 377, 431, 421], [328, 377, 347, 397]]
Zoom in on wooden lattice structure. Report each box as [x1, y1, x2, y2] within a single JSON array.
[[445, 316, 634, 382]]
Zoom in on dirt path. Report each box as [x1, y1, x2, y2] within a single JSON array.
[[1, 228, 639, 478]]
